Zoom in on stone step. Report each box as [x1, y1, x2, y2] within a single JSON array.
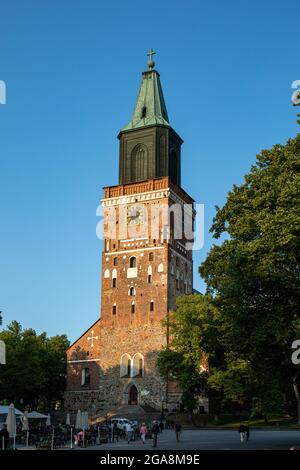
[[90, 404, 161, 424]]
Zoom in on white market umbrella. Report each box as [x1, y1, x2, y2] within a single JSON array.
[[6, 403, 16, 438], [46, 413, 51, 426], [66, 412, 70, 426], [75, 410, 82, 429], [22, 411, 29, 431]]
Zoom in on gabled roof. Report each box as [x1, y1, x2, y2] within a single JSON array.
[[67, 317, 101, 351]]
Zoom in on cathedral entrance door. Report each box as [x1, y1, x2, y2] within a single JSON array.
[[128, 385, 138, 405]]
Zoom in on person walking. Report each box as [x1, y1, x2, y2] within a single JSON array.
[[151, 421, 160, 448], [174, 422, 182, 442], [0, 425, 9, 449], [159, 420, 164, 433], [111, 422, 118, 443], [139, 423, 148, 444], [245, 423, 250, 441], [124, 422, 133, 444], [238, 423, 246, 443]]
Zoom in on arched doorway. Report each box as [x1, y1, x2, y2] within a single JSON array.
[[128, 384, 138, 405]]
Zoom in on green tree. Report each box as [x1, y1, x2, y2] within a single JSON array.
[[201, 134, 300, 421], [157, 295, 217, 416], [0, 321, 69, 410]]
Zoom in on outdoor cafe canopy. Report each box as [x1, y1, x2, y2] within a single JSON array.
[[27, 411, 48, 419], [0, 405, 23, 416]]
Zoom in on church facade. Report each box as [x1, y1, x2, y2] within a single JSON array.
[[65, 54, 195, 414]]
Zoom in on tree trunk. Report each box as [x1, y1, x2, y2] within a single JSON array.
[[293, 373, 300, 425]]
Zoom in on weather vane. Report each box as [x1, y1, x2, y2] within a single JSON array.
[[147, 48, 156, 70]]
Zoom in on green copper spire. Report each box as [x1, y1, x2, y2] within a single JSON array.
[[121, 50, 170, 131]]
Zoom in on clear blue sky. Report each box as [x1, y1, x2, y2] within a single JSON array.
[[0, 0, 299, 343]]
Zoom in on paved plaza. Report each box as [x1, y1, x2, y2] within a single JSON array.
[[72, 429, 300, 451]]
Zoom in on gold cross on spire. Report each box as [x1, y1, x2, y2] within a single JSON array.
[[147, 48, 156, 69]]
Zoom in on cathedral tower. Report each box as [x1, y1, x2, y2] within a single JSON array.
[[65, 52, 194, 413]]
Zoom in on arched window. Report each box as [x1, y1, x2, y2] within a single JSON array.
[[158, 263, 164, 273], [141, 106, 147, 118], [150, 301, 154, 312], [112, 268, 117, 288], [131, 144, 148, 182], [169, 149, 179, 184], [159, 135, 166, 176], [176, 270, 180, 290], [147, 265, 152, 283], [112, 304, 117, 315], [139, 359, 143, 376], [132, 353, 144, 377], [130, 256, 137, 268], [170, 211, 174, 238], [120, 353, 131, 377], [113, 257, 118, 266], [149, 252, 154, 261], [81, 367, 90, 386], [131, 303, 135, 314], [129, 287, 135, 296]]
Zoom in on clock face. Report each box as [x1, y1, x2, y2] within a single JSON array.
[[127, 204, 145, 225]]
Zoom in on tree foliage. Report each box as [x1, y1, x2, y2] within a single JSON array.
[[0, 321, 69, 410], [158, 135, 300, 421], [157, 295, 216, 413], [200, 134, 300, 419]]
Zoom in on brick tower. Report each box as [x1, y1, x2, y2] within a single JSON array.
[[65, 52, 194, 414]]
